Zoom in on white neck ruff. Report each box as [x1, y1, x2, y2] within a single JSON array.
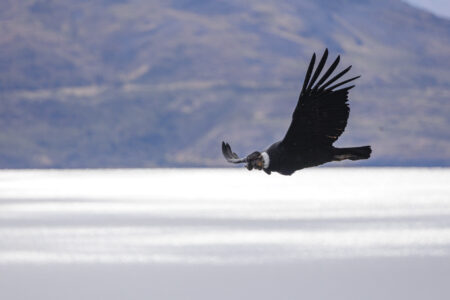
[[261, 152, 270, 169]]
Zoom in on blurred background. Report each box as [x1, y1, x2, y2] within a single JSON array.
[[1, 0, 449, 169]]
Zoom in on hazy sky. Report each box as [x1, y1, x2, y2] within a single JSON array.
[[403, 0, 450, 19]]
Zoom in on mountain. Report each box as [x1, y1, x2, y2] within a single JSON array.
[[1, 0, 449, 168]]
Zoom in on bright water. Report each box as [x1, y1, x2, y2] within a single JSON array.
[[0, 168, 449, 299]]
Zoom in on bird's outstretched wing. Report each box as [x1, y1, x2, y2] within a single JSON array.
[[222, 142, 247, 164], [281, 49, 360, 150]]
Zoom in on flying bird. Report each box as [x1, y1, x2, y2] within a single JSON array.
[[222, 49, 371, 175]]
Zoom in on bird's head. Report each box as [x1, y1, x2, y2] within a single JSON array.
[[222, 142, 267, 172], [245, 151, 264, 171]]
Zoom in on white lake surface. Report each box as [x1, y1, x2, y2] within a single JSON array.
[[0, 168, 449, 300]]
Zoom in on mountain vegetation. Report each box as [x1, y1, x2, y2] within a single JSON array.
[[1, 0, 449, 168]]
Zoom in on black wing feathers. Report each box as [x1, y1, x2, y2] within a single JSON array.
[[282, 49, 359, 148], [317, 65, 352, 93], [306, 49, 328, 92], [312, 55, 340, 92], [300, 53, 316, 96], [324, 75, 360, 94]]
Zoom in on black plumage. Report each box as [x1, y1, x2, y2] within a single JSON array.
[[222, 49, 371, 175]]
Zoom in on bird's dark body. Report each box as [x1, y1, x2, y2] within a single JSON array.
[[263, 142, 370, 175], [221, 49, 372, 175], [264, 142, 335, 175]]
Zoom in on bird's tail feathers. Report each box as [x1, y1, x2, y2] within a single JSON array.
[[333, 146, 372, 161]]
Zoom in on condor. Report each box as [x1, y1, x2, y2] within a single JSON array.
[[222, 49, 371, 175]]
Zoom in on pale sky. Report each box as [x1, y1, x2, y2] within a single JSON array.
[[403, 0, 450, 19]]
